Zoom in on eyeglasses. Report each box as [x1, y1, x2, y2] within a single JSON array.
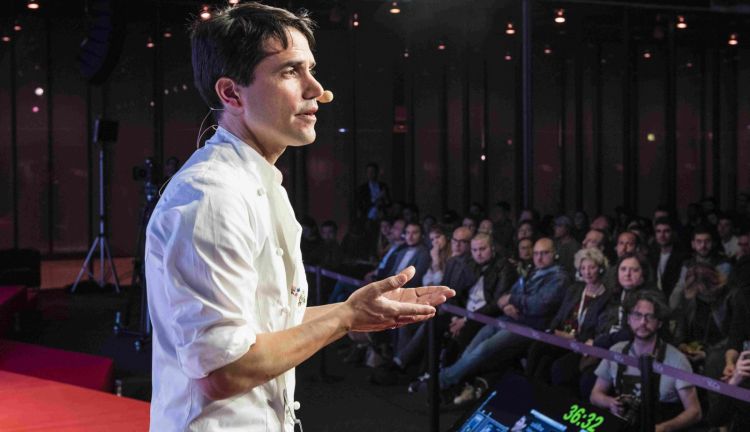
[[533, 250, 553, 256], [451, 238, 470, 244], [628, 312, 658, 323]]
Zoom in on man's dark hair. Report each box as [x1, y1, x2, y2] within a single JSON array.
[[624, 289, 670, 323], [692, 224, 714, 241], [366, 162, 380, 172], [405, 222, 422, 233], [190, 2, 316, 109], [653, 217, 674, 229]]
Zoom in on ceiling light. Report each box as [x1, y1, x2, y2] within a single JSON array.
[[228, 0, 239, 4], [200, 5, 211, 20], [352, 13, 359, 28], [543, 45, 552, 55], [643, 50, 652, 59], [389, 1, 400, 14], [1, 35, 10, 43], [729, 33, 738, 46], [676, 15, 687, 29], [146, 37, 155, 48], [437, 40, 446, 51], [163, 28, 172, 38], [403, 48, 410, 58], [506, 22, 515, 35], [34, 87, 44, 96], [504, 51, 512, 61], [13, 22, 22, 32], [554, 9, 565, 24], [27, 0, 39, 10]]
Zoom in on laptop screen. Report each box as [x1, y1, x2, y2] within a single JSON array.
[[451, 372, 627, 432]]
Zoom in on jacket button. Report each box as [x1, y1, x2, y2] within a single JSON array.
[[276, 248, 284, 256], [257, 188, 265, 196]]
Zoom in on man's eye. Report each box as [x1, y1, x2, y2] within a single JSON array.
[[309, 68, 317, 76]]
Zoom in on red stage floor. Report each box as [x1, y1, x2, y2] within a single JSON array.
[[0, 370, 150, 431]]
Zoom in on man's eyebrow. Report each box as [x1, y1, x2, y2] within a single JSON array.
[[277, 60, 316, 70]]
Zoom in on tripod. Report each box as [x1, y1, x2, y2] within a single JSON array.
[[114, 160, 157, 351], [71, 140, 121, 293]]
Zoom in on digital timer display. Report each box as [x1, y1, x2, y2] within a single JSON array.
[[562, 404, 605, 432]]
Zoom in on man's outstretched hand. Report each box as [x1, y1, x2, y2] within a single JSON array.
[[343, 266, 455, 332]]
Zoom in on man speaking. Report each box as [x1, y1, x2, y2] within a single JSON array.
[[145, 3, 454, 431]]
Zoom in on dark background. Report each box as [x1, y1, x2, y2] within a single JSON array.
[[2, 0, 750, 257]]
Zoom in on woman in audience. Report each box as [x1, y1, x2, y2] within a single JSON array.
[[566, 252, 661, 399], [526, 248, 611, 384], [516, 220, 537, 243], [422, 224, 452, 286], [509, 237, 534, 280]]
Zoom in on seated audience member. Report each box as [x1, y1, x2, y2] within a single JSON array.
[[339, 218, 372, 267], [509, 237, 534, 279], [590, 290, 702, 431], [553, 215, 581, 275], [491, 201, 515, 252], [422, 238, 567, 398], [374, 222, 430, 286], [573, 210, 590, 243], [590, 214, 614, 237], [422, 224, 452, 286], [315, 220, 343, 270], [669, 225, 732, 311], [582, 228, 610, 254], [712, 350, 750, 431], [299, 215, 322, 263], [462, 215, 478, 236], [421, 214, 437, 246], [672, 262, 749, 423], [737, 230, 750, 261], [402, 203, 420, 225], [352, 222, 430, 368], [579, 254, 662, 399], [370, 225, 478, 385], [603, 231, 641, 290], [478, 218, 494, 236], [374, 218, 393, 260], [444, 234, 515, 361], [718, 213, 740, 259], [518, 208, 540, 225], [516, 220, 537, 244], [526, 248, 610, 384], [595, 253, 658, 350], [649, 217, 687, 299], [330, 218, 404, 304]]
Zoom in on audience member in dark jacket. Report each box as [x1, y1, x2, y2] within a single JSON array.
[[526, 248, 611, 384]]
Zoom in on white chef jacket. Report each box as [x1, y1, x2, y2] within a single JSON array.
[[145, 126, 308, 431]]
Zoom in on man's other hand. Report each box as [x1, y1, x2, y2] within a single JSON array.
[[344, 266, 455, 332]]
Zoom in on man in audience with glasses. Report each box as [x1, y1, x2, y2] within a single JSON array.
[[590, 290, 702, 432]]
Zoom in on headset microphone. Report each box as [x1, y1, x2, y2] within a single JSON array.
[[317, 90, 334, 103]]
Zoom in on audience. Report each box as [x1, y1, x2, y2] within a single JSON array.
[[303, 198, 750, 426]]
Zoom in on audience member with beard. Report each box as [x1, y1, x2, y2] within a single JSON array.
[[590, 290, 702, 432]]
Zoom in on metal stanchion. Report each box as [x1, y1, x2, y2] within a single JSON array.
[[315, 266, 328, 378], [639, 354, 655, 432], [427, 317, 440, 432]]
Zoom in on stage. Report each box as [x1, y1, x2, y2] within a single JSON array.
[[0, 370, 149, 431]]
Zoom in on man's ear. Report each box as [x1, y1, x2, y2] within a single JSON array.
[[214, 78, 242, 112]]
